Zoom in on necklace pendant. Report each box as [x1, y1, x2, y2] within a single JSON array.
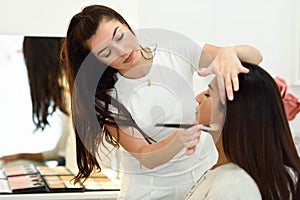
[[147, 79, 151, 87]]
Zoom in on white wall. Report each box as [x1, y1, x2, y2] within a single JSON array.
[[1, 0, 298, 84], [0, 0, 299, 144], [138, 0, 298, 83], [0, 0, 139, 36]]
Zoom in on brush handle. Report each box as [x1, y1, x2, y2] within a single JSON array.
[[155, 123, 212, 131]]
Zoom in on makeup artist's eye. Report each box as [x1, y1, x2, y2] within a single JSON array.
[[104, 49, 112, 58], [98, 49, 111, 58], [115, 32, 124, 41]]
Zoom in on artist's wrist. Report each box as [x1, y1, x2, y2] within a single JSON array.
[[173, 130, 185, 149]]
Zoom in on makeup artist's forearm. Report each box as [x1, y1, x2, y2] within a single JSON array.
[[106, 125, 185, 169], [199, 44, 263, 68], [233, 45, 263, 64], [19, 153, 44, 161], [133, 132, 184, 169]]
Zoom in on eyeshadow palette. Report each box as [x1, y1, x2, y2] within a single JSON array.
[[82, 177, 120, 191], [7, 174, 46, 193], [36, 166, 73, 176], [43, 175, 83, 192], [0, 165, 120, 194], [0, 172, 46, 194], [3, 164, 37, 177]]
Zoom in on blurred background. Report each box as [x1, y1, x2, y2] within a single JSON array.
[[0, 0, 299, 160]]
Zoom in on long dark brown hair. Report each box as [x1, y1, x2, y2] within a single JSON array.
[[222, 62, 300, 199], [61, 5, 154, 183], [23, 36, 68, 130]]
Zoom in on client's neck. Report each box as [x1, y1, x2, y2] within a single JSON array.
[[212, 134, 229, 169]]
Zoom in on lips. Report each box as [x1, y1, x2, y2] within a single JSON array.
[[123, 51, 134, 63]]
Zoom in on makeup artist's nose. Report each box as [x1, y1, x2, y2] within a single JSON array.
[[196, 93, 203, 103], [112, 43, 126, 57]]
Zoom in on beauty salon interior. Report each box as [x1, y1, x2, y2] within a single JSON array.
[[0, 0, 299, 200]]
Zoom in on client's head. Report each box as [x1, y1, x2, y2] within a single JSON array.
[[196, 62, 300, 200], [221, 62, 293, 164]]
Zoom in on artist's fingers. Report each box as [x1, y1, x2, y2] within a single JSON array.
[[185, 147, 196, 156]]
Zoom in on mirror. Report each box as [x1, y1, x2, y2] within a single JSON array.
[[0, 35, 63, 158], [0, 1, 138, 169]]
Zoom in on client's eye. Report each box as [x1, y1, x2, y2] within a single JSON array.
[[204, 93, 210, 97]]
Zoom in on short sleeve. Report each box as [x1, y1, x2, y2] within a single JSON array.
[[135, 28, 203, 70]]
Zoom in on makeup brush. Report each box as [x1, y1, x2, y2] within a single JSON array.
[[155, 123, 214, 131]]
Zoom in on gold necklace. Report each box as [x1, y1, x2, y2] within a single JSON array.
[[141, 48, 154, 87], [147, 79, 151, 87], [143, 58, 152, 87]]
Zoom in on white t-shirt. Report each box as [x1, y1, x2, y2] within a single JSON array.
[[41, 111, 69, 161], [41, 110, 77, 169], [114, 37, 217, 177], [185, 163, 262, 200]]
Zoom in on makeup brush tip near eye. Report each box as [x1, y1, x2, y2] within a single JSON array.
[[199, 123, 221, 131]]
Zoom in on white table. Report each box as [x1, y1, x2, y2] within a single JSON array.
[[0, 191, 119, 200]]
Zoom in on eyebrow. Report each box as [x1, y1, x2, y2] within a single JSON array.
[[112, 26, 120, 40], [208, 84, 213, 90], [97, 26, 120, 56]]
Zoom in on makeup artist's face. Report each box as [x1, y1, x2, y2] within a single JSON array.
[[86, 19, 142, 75], [195, 89, 212, 125]]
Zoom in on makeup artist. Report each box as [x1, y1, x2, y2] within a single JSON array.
[[61, 4, 262, 200]]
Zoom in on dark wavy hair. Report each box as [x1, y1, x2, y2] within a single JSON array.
[[23, 36, 68, 130], [60, 5, 154, 183], [222, 62, 300, 199]]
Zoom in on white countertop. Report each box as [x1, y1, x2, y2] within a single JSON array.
[[0, 191, 119, 200]]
